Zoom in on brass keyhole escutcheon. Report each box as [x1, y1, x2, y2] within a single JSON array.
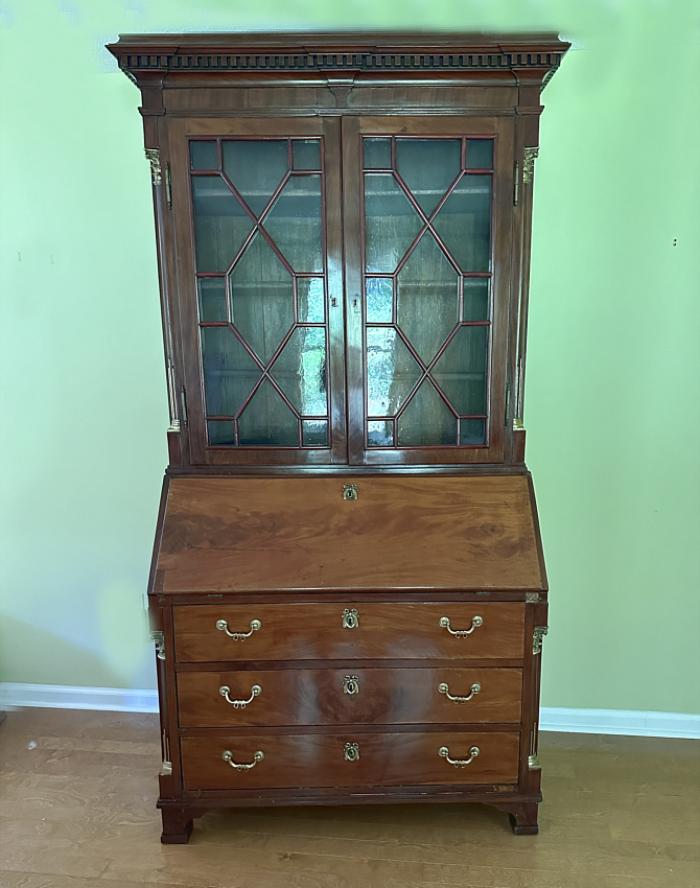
[[344, 741, 360, 762], [342, 483, 358, 501], [342, 608, 359, 630], [343, 675, 360, 695]]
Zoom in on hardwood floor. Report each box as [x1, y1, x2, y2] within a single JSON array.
[[0, 709, 698, 887]]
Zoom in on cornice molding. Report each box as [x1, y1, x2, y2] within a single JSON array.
[[107, 33, 569, 88]]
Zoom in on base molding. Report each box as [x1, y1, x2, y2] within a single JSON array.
[[1, 683, 698, 739]]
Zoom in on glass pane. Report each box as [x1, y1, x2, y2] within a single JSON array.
[[293, 139, 321, 170], [363, 138, 391, 169], [270, 326, 327, 415], [463, 279, 490, 321], [397, 381, 456, 446], [433, 174, 492, 272], [397, 235, 459, 364], [222, 139, 288, 215], [201, 326, 259, 417], [238, 379, 298, 446], [207, 420, 235, 445], [365, 174, 422, 273], [264, 175, 323, 273], [460, 418, 486, 445], [229, 234, 294, 363], [367, 420, 393, 447], [302, 419, 328, 446], [396, 139, 461, 215], [467, 139, 493, 170], [432, 326, 489, 416], [190, 140, 218, 170], [191, 176, 252, 273], [366, 278, 393, 323], [298, 278, 325, 323], [197, 278, 227, 322], [366, 327, 421, 416]]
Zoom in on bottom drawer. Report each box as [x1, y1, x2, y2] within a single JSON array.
[[181, 731, 519, 790]]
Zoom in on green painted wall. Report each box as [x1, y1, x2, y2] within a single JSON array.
[[1, 1, 698, 713]]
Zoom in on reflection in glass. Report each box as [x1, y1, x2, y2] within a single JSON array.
[[238, 379, 298, 446], [270, 326, 327, 415], [293, 139, 321, 170], [396, 139, 461, 214], [433, 174, 492, 272], [364, 174, 422, 273], [230, 234, 294, 362], [366, 327, 421, 416], [302, 419, 328, 446], [197, 278, 228, 322], [190, 140, 218, 170], [201, 326, 259, 417], [363, 138, 391, 169], [222, 139, 288, 215], [397, 235, 459, 363], [397, 381, 455, 446], [367, 420, 393, 447], [264, 175, 323, 272], [460, 418, 486, 445], [366, 278, 393, 323], [207, 420, 235, 445], [191, 176, 252, 273], [433, 326, 488, 416], [298, 278, 325, 323], [463, 279, 490, 321], [466, 139, 494, 170]]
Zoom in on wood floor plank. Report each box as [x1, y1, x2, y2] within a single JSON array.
[[1, 709, 699, 888]]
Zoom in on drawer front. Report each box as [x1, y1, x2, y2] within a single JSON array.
[[178, 667, 522, 727], [181, 730, 519, 790], [174, 602, 525, 662]]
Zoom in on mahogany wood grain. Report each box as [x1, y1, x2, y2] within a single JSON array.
[[180, 730, 519, 790], [158, 474, 545, 593], [177, 667, 522, 727], [174, 602, 524, 662]]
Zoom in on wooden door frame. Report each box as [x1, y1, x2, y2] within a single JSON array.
[[341, 115, 514, 466], [166, 116, 348, 466]]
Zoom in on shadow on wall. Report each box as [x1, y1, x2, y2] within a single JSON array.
[[0, 614, 154, 689]]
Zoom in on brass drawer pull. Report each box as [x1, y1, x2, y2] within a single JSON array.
[[342, 608, 359, 629], [438, 681, 481, 703], [439, 615, 483, 637], [222, 749, 264, 771], [344, 741, 360, 762], [219, 684, 262, 710], [215, 618, 262, 640], [439, 745, 480, 767]]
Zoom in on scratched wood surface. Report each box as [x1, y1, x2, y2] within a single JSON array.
[[1, 708, 699, 887], [157, 475, 545, 593]]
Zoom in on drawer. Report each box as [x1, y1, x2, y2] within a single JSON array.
[[181, 730, 519, 790], [174, 602, 525, 662], [178, 667, 522, 727]]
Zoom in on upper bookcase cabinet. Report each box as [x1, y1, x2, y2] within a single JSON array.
[[107, 32, 569, 469]]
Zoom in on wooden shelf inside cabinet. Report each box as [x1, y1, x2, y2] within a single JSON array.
[[107, 29, 567, 843]]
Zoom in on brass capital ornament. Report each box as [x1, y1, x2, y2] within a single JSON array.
[[145, 147, 162, 185], [522, 147, 539, 184]]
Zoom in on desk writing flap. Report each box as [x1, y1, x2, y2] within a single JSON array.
[[156, 474, 545, 594]]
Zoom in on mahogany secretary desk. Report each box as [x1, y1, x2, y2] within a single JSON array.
[[107, 32, 569, 843]]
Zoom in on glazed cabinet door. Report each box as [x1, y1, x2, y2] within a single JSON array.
[[342, 117, 514, 465], [168, 118, 347, 465]]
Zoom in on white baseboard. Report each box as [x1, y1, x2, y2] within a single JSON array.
[[0, 682, 158, 713], [0, 683, 698, 739], [539, 706, 700, 739]]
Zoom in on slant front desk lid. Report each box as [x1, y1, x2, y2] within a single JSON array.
[[155, 475, 545, 594]]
